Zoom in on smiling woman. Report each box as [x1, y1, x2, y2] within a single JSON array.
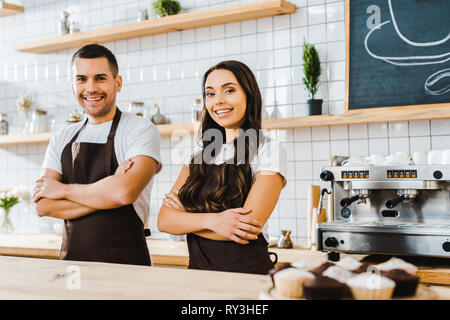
[[157, 60, 287, 275]]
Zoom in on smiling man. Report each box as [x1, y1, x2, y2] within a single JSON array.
[[33, 44, 162, 266]]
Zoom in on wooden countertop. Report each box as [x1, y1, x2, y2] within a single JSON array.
[[0, 255, 271, 300], [1, 254, 449, 300], [1, 233, 450, 288]]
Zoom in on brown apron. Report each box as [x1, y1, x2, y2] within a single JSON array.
[[59, 108, 151, 266], [186, 164, 276, 274]]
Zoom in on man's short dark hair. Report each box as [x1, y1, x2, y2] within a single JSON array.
[[71, 44, 119, 77]]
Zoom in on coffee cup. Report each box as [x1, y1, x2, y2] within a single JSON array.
[[382, 153, 411, 165], [367, 154, 386, 166], [342, 155, 367, 166], [427, 150, 443, 165], [441, 149, 450, 165], [395, 152, 411, 161], [412, 151, 427, 165]]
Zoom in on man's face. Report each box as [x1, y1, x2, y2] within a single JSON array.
[[72, 57, 122, 118]]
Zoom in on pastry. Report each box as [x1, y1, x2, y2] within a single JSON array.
[[322, 265, 356, 297], [291, 259, 324, 272], [302, 275, 346, 300], [377, 257, 418, 275], [273, 268, 315, 298], [381, 269, 419, 297], [346, 273, 395, 300], [322, 265, 355, 284], [310, 261, 335, 276], [336, 256, 370, 273], [268, 263, 292, 287]]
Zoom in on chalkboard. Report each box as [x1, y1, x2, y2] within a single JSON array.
[[347, 0, 450, 111]]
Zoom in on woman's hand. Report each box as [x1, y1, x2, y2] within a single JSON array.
[[163, 190, 185, 211], [207, 208, 262, 245]]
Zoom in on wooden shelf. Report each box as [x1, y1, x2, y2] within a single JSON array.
[[14, 0, 296, 53], [2, 105, 450, 146], [0, 2, 23, 17], [0, 132, 53, 146], [263, 104, 450, 130], [0, 124, 195, 146]]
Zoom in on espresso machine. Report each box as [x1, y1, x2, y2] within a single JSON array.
[[317, 156, 450, 260]]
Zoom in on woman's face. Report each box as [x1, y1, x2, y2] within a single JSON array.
[[204, 69, 247, 129]]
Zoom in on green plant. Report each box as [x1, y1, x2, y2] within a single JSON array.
[[151, 0, 182, 17], [302, 42, 322, 100]]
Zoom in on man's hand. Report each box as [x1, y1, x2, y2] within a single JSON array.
[[115, 159, 133, 176], [33, 177, 65, 203]]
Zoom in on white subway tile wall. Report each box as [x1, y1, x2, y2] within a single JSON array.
[[0, 0, 448, 245]]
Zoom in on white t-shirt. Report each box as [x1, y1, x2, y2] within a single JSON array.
[[41, 111, 162, 226], [185, 136, 288, 241]]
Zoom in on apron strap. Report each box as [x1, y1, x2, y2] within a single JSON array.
[[69, 117, 89, 169], [104, 108, 122, 176]]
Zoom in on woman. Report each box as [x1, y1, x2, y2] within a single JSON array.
[[157, 60, 287, 274]]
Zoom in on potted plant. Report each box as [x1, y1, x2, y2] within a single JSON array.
[[302, 42, 323, 115], [151, 0, 182, 17]]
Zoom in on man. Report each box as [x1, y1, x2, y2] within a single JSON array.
[[33, 44, 161, 266]]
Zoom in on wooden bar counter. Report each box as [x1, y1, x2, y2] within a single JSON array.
[[1, 233, 450, 299], [0, 255, 271, 300]]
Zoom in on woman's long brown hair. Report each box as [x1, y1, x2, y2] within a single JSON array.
[[179, 60, 262, 213]]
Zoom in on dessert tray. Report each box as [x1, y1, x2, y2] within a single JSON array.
[[259, 284, 438, 300]]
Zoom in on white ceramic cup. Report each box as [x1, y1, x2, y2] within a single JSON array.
[[366, 154, 386, 165], [395, 152, 411, 160], [427, 150, 444, 165], [342, 155, 367, 166], [412, 151, 427, 165], [441, 149, 450, 164], [383, 153, 411, 165]]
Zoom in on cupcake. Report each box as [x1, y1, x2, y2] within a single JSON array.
[[273, 268, 315, 298], [336, 256, 370, 273], [322, 265, 356, 297], [291, 259, 324, 272], [381, 269, 419, 297], [310, 261, 335, 276], [322, 266, 355, 284], [346, 273, 395, 300], [302, 275, 346, 300], [268, 263, 292, 287], [377, 257, 418, 276]]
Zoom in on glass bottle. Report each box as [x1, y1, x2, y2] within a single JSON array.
[[191, 98, 202, 123], [128, 101, 145, 117], [0, 113, 8, 135], [151, 103, 168, 125], [58, 11, 69, 35], [29, 109, 48, 133]]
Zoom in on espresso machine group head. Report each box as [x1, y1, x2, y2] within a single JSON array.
[[317, 157, 450, 260]]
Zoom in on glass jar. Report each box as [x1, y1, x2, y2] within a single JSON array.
[[0, 113, 8, 135], [29, 109, 48, 133], [67, 110, 82, 125], [128, 101, 145, 117], [58, 11, 69, 35], [191, 98, 202, 123]]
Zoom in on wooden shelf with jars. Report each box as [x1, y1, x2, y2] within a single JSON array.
[[2, 105, 450, 146], [14, 0, 296, 53], [0, 2, 24, 17], [0, 124, 195, 146]]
